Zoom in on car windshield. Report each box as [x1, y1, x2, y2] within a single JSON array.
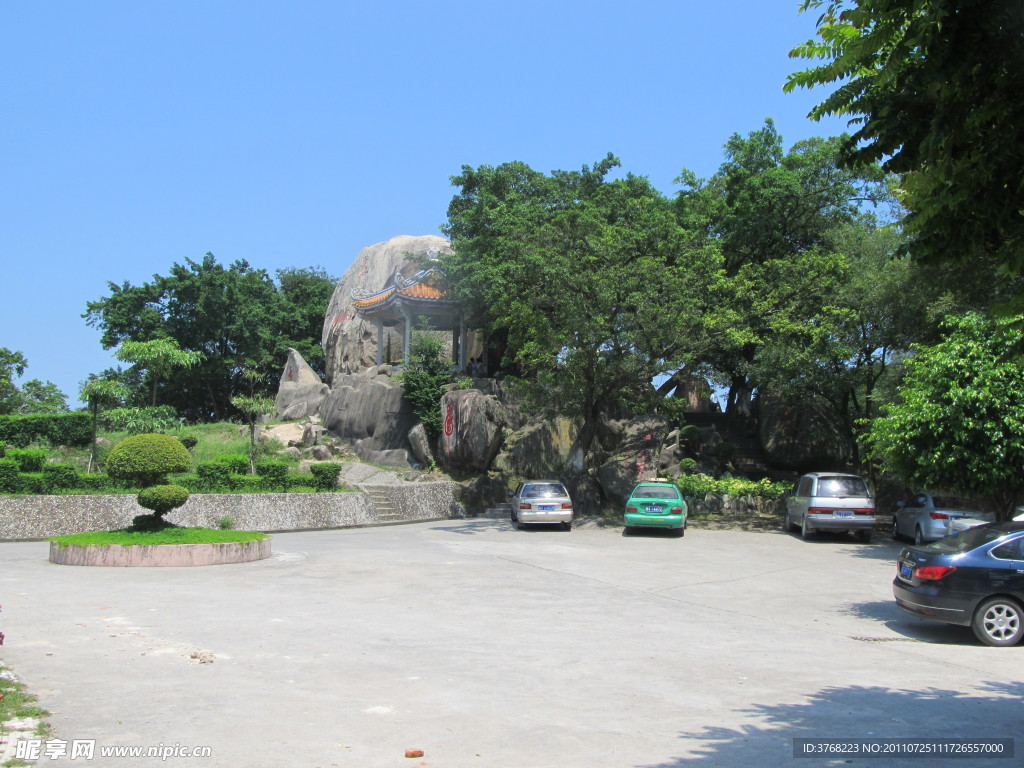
[[633, 485, 679, 499], [927, 526, 1012, 554], [816, 476, 869, 497], [523, 484, 567, 499]]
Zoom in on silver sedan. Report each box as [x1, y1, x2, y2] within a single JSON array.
[[891, 492, 989, 544]]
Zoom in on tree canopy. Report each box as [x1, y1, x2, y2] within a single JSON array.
[[786, 0, 1024, 272], [867, 312, 1024, 519], [442, 154, 716, 465], [0, 348, 69, 415], [83, 254, 336, 421], [674, 120, 892, 414]]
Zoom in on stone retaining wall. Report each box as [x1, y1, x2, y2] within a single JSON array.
[[0, 484, 464, 540]]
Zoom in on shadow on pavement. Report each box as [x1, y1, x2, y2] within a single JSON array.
[[635, 681, 1023, 768], [842, 599, 981, 646]]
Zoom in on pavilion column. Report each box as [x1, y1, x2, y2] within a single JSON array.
[[375, 317, 384, 366], [402, 307, 412, 363], [458, 313, 467, 371]]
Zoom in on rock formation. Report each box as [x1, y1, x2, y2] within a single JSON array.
[[321, 234, 453, 385], [275, 348, 331, 420]]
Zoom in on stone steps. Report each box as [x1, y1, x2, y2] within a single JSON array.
[[364, 487, 403, 522], [480, 503, 512, 520]]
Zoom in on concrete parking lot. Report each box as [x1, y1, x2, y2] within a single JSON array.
[[1, 519, 1021, 767]]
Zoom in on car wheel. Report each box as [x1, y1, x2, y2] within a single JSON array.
[[512, 515, 521, 530], [891, 519, 901, 541], [784, 511, 794, 532], [675, 526, 685, 538], [857, 529, 873, 543], [971, 597, 1024, 647], [562, 520, 572, 531], [801, 515, 814, 540], [914, 525, 924, 545], [623, 526, 633, 536]]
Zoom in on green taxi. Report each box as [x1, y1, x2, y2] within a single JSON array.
[[624, 479, 687, 536]]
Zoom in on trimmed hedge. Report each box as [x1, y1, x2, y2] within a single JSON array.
[[0, 413, 91, 448], [6, 449, 47, 472], [309, 462, 342, 491], [256, 461, 290, 492], [0, 459, 21, 492]]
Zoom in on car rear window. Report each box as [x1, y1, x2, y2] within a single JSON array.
[[633, 485, 679, 499], [927, 526, 1017, 554], [523, 484, 568, 498], [816, 476, 869, 497]]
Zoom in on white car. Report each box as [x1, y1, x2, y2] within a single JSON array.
[[508, 480, 574, 531], [891, 492, 991, 543], [946, 509, 1023, 536]]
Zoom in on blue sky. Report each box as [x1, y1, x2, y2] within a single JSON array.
[[2, 1, 847, 405]]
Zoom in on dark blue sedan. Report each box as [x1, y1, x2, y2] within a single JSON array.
[[893, 521, 1024, 646]]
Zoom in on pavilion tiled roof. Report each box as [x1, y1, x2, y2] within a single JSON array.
[[350, 268, 457, 315]]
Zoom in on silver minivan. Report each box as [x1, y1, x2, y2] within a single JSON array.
[[785, 472, 875, 542]]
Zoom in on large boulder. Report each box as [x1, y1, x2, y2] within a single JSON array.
[[594, 416, 668, 509], [319, 371, 417, 458], [321, 235, 454, 385], [275, 348, 330, 420], [492, 417, 579, 479], [759, 394, 850, 470], [437, 388, 513, 474]]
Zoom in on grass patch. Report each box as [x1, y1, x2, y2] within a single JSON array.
[[0, 665, 51, 768], [50, 527, 268, 547]]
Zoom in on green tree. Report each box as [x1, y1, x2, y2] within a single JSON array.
[[786, 0, 1024, 272], [675, 120, 890, 415], [866, 312, 1024, 519], [84, 254, 334, 421], [230, 394, 276, 474], [275, 266, 337, 378], [14, 380, 70, 414], [399, 326, 452, 440], [114, 338, 205, 407], [80, 376, 129, 472], [443, 154, 713, 467], [0, 348, 29, 415]]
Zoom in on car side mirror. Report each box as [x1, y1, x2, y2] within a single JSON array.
[[897, 500, 905, 509], [507, 490, 514, 498]]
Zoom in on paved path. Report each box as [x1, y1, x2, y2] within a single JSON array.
[[1, 521, 1021, 767]]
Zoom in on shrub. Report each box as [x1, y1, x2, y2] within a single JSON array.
[[136, 484, 190, 518], [42, 464, 79, 490], [676, 473, 789, 503], [256, 461, 291, 492], [106, 433, 192, 487], [178, 435, 199, 450], [218, 454, 250, 474], [309, 462, 342, 491], [6, 449, 47, 472], [19, 472, 50, 494], [101, 406, 180, 435], [230, 475, 262, 492], [0, 459, 20, 493], [679, 458, 699, 474], [196, 461, 233, 491], [714, 441, 735, 462], [680, 425, 702, 452], [216, 516, 235, 530], [0, 413, 91, 448]]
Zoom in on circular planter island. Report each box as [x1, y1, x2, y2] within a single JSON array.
[[49, 529, 271, 567]]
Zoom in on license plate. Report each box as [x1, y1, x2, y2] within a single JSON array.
[[900, 564, 913, 579], [645, 505, 662, 514], [834, 511, 854, 518], [538, 505, 555, 511]]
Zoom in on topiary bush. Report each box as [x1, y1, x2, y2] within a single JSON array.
[[196, 461, 233, 491], [309, 462, 342, 491], [137, 484, 190, 518], [680, 425, 702, 453], [714, 441, 735, 463], [679, 457, 699, 474], [178, 435, 199, 450], [106, 433, 192, 488], [41, 464, 79, 491]]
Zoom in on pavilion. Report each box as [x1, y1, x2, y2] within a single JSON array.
[[350, 268, 472, 370]]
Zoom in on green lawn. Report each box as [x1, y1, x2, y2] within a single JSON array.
[[51, 527, 269, 547]]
